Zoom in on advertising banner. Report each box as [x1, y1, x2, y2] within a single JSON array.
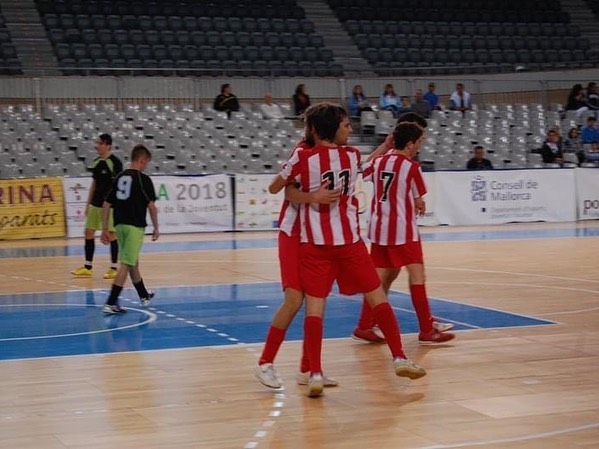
[[235, 174, 283, 230], [435, 169, 577, 225], [576, 168, 599, 220], [154, 175, 233, 233], [0, 177, 66, 240], [63, 177, 92, 238]]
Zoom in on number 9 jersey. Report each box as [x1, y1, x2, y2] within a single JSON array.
[[106, 169, 157, 228]]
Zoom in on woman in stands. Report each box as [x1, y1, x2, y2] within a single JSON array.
[[379, 83, 400, 117], [292, 84, 311, 117], [347, 84, 372, 117], [213, 83, 240, 118]]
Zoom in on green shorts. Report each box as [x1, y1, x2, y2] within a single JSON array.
[[115, 224, 145, 266], [85, 205, 115, 232]]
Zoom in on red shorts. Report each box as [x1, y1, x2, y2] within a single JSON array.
[[370, 241, 424, 269], [278, 231, 301, 291], [299, 241, 381, 298]]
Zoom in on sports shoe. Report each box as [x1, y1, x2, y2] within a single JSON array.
[[102, 304, 127, 314], [352, 327, 385, 343], [255, 363, 282, 389], [393, 357, 427, 379], [71, 266, 93, 277], [140, 290, 155, 307], [418, 330, 456, 345], [103, 268, 117, 280], [297, 372, 339, 387], [432, 317, 455, 332], [307, 373, 324, 398]]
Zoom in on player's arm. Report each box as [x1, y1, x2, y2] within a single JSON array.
[[100, 200, 112, 245], [147, 201, 160, 241], [269, 174, 290, 194], [284, 181, 341, 204], [366, 132, 394, 162], [86, 180, 96, 214], [411, 164, 427, 216], [269, 150, 302, 194]]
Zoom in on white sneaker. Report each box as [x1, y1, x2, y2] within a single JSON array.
[[255, 363, 282, 389], [297, 371, 339, 387], [393, 357, 427, 380], [141, 290, 155, 307], [307, 373, 324, 398], [432, 318, 455, 332]]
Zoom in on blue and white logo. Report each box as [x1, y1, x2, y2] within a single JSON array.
[[471, 175, 487, 202]]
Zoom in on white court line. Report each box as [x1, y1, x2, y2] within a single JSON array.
[[0, 304, 156, 342]]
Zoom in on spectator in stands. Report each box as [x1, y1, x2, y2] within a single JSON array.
[[292, 84, 311, 117], [259, 93, 284, 119], [565, 84, 588, 115], [581, 116, 599, 144], [563, 127, 585, 164], [397, 96, 412, 115], [539, 129, 564, 164], [466, 145, 493, 170], [379, 83, 401, 117], [586, 82, 599, 111], [411, 89, 432, 118], [423, 82, 440, 110], [213, 83, 240, 118], [347, 84, 372, 117], [449, 83, 472, 114]]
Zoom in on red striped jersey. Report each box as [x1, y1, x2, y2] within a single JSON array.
[[280, 144, 362, 245], [277, 142, 311, 237], [363, 153, 426, 246]]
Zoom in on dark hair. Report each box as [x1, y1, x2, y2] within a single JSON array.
[[568, 127, 579, 138], [588, 116, 597, 122], [304, 103, 348, 143], [98, 133, 112, 146], [295, 84, 305, 95], [220, 83, 230, 94], [393, 122, 423, 150], [396, 112, 427, 128], [131, 144, 152, 162], [352, 84, 364, 98], [474, 145, 484, 151]]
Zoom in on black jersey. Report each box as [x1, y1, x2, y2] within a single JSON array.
[[90, 154, 123, 207], [106, 169, 157, 228]]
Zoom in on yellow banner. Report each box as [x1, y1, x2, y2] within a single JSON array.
[[0, 177, 66, 240]]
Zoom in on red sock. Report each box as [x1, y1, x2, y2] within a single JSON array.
[[300, 338, 310, 373], [259, 326, 286, 365], [372, 302, 406, 359], [410, 284, 433, 334], [304, 316, 323, 375], [357, 297, 376, 330]]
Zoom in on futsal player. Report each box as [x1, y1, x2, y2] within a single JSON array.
[[353, 113, 455, 343], [71, 134, 123, 279], [271, 103, 426, 398], [101, 144, 159, 314]]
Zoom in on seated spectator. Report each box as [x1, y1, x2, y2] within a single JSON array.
[[583, 142, 599, 163], [213, 83, 240, 118], [411, 89, 432, 118], [292, 84, 311, 117], [581, 116, 599, 144], [587, 82, 599, 111], [397, 96, 412, 114], [259, 93, 284, 119], [449, 83, 472, 113], [539, 129, 564, 164], [563, 127, 585, 164], [565, 83, 588, 114], [347, 84, 372, 117], [423, 82, 440, 110], [466, 145, 493, 170], [379, 83, 401, 117]]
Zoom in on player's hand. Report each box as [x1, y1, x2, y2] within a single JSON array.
[[152, 228, 160, 241], [100, 230, 110, 245], [414, 197, 426, 216], [312, 180, 341, 204]]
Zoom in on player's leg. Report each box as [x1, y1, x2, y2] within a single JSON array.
[[121, 225, 153, 306], [72, 206, 100, 276], [104, 209, 119, 280], [303, 294, 326, 397], [405, 263, 455, 344], [103, 264, 130, 313]]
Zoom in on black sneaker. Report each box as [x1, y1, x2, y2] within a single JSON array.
[[141, 290, 155, 307], [103, 304, 127, 314]]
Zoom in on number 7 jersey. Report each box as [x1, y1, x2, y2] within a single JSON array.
[[362, 153, 426, 246], [106, 169, 157, 228], [280, 144, 361, 245]]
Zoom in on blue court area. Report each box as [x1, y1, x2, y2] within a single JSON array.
[[0, 282, 555, 361]]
